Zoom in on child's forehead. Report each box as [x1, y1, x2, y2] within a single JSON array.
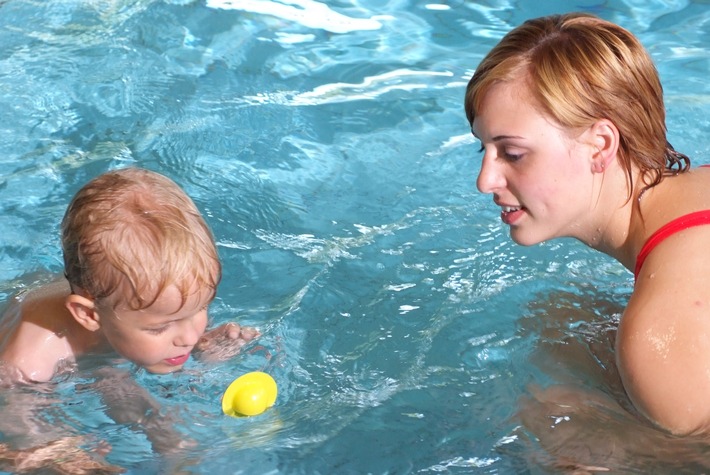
[[116, 282, 214, 315]]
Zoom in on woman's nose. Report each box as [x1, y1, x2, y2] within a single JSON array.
[[476, 151, 505, 194]]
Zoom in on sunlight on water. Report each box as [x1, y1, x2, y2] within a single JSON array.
[[207, 0, 388, 33], [256, 70, 458, 106]]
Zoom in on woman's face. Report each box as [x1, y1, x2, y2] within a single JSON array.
[[471, 79, 597, 246]]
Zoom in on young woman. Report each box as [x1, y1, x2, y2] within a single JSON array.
[[465, 12, 710, 436]]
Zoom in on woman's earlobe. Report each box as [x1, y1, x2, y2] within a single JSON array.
[[591, 160, 606, 174], [65, 294, 101, 331]]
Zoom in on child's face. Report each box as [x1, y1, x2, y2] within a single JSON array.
[[471, 79, 595, 246], [98, 284, 211, 374]]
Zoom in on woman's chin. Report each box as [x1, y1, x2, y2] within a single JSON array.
[[509, 230, 546, 247]]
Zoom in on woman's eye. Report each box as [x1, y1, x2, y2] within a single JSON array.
[[502, 147, 524, 161], [478, 143, 524, 161], [504, 152, 523, 161]]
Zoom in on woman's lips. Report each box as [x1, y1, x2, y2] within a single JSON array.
[[165, 354, 190, 366], [500, 206, 524, 225]]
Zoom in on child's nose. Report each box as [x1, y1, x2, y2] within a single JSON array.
[[176, 319, 202, 347]]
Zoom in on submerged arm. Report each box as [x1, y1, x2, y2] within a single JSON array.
[[89, 367, 192, 454]]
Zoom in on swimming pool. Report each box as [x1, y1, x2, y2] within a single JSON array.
[[2, 0, 710, 473]]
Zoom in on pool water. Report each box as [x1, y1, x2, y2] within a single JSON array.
[[2, 0, 710, 473]]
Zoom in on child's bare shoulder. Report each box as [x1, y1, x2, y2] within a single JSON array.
[[0, 280, 76, 382]]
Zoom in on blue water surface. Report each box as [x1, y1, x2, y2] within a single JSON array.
[[2, 0, 710, 473]]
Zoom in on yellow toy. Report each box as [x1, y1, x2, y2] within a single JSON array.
[[222, 371, 278, 417]]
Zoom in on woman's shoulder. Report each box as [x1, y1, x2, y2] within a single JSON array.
[[630, 169, 710, 276], [637, 168, 710, 241], [619, 278, 710, 435], [620, 208, 710, 434], [664, 165, 710, 201]]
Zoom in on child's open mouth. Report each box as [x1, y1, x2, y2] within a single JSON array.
[[165, 354, 190, 366]]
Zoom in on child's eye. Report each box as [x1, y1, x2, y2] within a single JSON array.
[[146, 326, 169, 335], [477, 144, 485, 154]]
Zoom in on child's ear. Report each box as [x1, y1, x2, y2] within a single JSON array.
[[65, 294, 101, 331]]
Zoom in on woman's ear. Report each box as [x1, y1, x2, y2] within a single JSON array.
[[65, 294, 101, 331], [588, 119, 620, 173]]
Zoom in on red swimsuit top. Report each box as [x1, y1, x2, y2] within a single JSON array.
[[634, 210, 710, 281], [634, 164, 710, 281]]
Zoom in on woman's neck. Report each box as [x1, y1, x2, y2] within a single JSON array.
[[581, 162, 643, 271]]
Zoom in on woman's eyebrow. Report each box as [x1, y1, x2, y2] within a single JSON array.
[[474, 134, 525, 142], [491, 135, 524, 142]]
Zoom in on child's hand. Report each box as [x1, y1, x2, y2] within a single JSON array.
[[194, 323, 260, 362]]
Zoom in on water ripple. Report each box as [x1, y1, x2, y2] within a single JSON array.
[[206, 0, 387, 33]]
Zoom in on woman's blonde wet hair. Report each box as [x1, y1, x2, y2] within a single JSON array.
[[62, 167, 221, 311], [465, 12, 689, 200]]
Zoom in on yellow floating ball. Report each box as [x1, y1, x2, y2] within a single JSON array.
[[222, 371, 278, 417]]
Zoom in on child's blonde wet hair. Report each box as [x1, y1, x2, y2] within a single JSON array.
[[62, 167, 221, 311]]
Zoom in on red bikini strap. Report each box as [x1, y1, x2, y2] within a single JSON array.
[[634, 210, 710, 281]]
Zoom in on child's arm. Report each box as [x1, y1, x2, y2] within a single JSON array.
[[91, 367, 193, 454], [0, 374, 124, 473], [0, 436, 124, 474], [193, 323, 260, 362]]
